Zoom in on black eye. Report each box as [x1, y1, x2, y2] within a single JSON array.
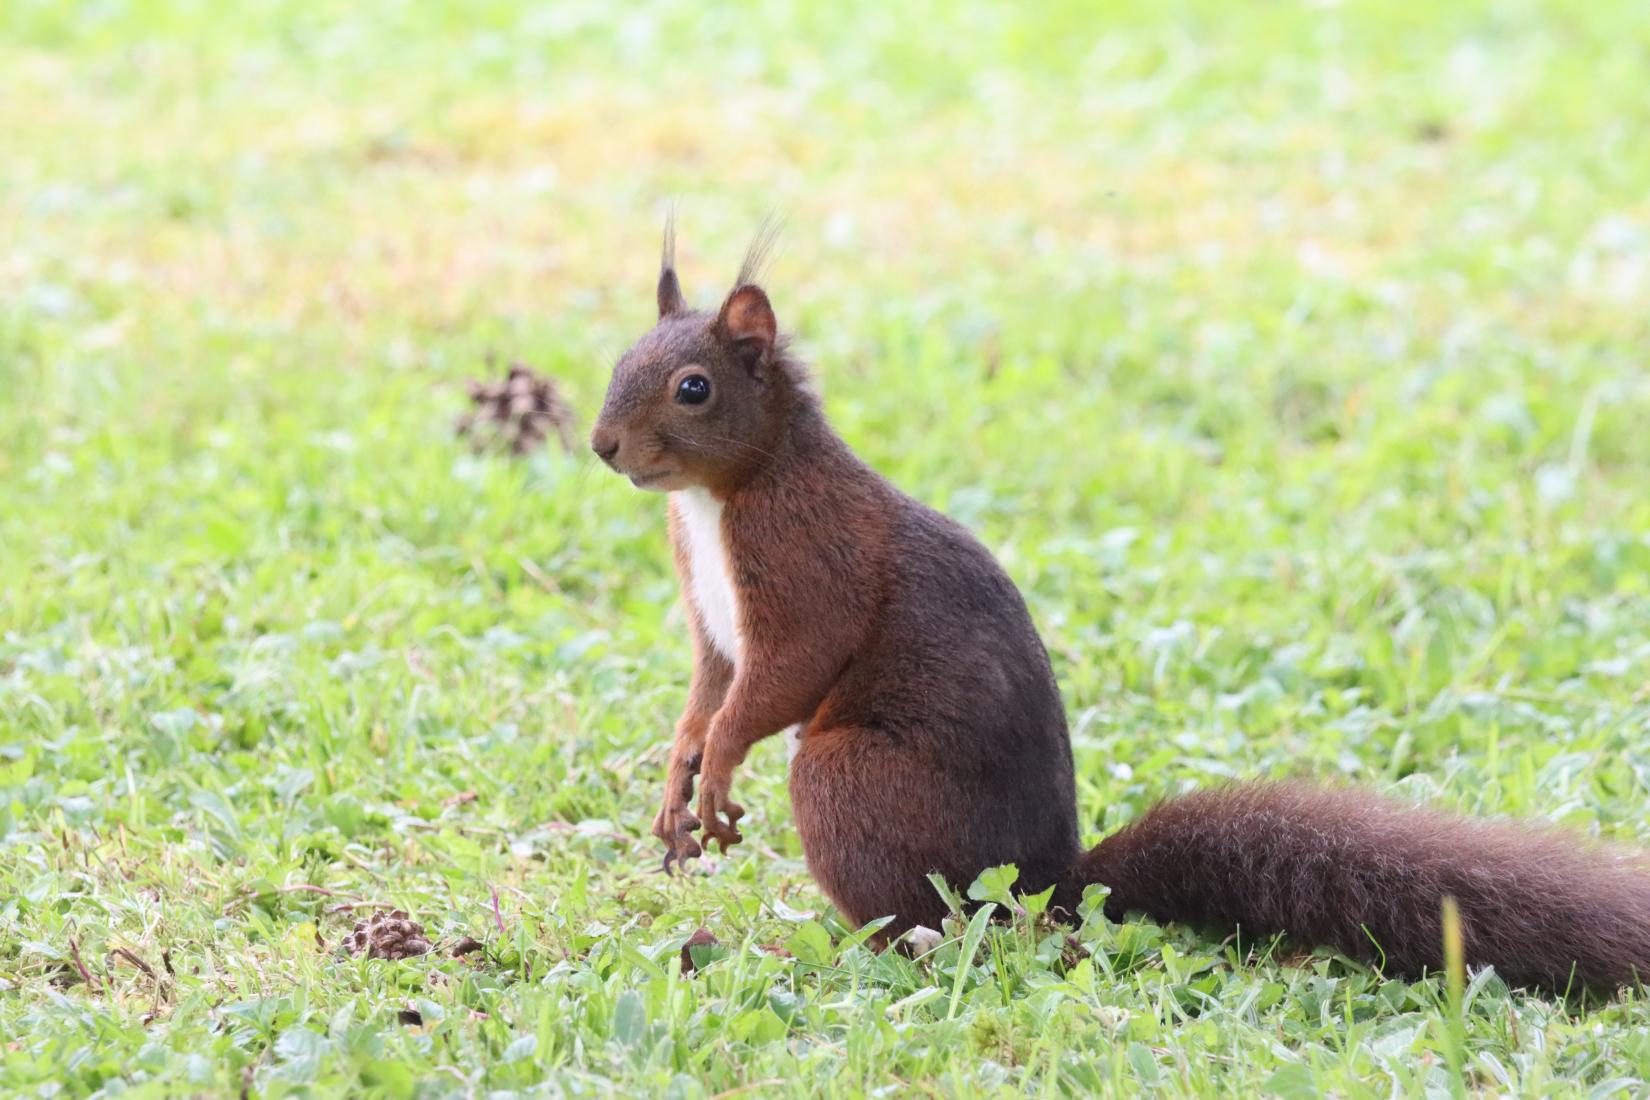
[[675, 374, 711, 405]]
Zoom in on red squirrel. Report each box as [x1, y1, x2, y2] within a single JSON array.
[[589, 222, 1650, 993]]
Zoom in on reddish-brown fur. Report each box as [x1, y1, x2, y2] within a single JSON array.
[[1067, 782, 1650, 992], [590, 225, 1650, 994]]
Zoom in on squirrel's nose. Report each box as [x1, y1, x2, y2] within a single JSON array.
[[591, 428, 621, 465]]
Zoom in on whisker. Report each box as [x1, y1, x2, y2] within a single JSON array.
[[657, 431, 710, 453], [658, 431, 777, 462]]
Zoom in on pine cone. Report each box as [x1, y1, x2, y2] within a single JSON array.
[[344, 909, 433, 960], [456, 360, 578, 456]]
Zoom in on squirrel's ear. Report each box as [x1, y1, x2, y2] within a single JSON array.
[[657, 214, 688, 319], [658, 266, 687, 319], [716, 284, 777, 374]]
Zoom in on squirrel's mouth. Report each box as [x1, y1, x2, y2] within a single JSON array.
[[628, 468, 675, 489]]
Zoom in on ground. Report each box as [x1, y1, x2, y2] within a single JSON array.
[[4, 1, 1650, 1096]]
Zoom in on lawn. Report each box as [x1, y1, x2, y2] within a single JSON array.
[[4, 0, 1650, 1095]]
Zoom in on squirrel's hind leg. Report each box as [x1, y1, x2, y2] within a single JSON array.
[[788, 724, 967, 940]]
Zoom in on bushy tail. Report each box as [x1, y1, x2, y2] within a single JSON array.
[[1066, 782, 1650, 993]]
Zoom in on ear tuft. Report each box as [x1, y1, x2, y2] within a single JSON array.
[[735, 213, 784, 288], [716, 285, 777, 371], [657, 210, 687, 318]]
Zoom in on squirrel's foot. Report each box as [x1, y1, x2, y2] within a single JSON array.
[[654, 744, 706, 873], [696, 775, 745, 852], [653, 800, 703, 874]]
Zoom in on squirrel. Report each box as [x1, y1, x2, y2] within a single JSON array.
[[589, 221, 1650, 994]]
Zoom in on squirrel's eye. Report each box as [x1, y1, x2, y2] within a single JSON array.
[[675, 374, 711, 406]]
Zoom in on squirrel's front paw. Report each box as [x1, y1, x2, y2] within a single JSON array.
[[696, 773, 745, 852], [653, 800, 703, 874]]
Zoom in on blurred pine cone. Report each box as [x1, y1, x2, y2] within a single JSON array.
[[456, 360, 578, 456], [344, 909, 433, 960]]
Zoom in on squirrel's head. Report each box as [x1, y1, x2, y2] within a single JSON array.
[[590, 217, 802, 494]]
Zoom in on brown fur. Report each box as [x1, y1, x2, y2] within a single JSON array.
[[1066, 782, 1650, 992], [591, 226, 1650, 994]]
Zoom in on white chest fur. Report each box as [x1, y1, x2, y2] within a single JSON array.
[[673, 490, 804, 761], [673, 488, 742, 664]]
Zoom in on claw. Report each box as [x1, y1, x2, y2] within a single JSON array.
[[696, 771, 744, 852], [658, 804, 703, 874], [702, 802, 744, 851]]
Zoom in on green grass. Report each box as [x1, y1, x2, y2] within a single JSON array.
[[4, 0, 1650, 1095]]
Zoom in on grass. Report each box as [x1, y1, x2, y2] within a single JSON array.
[[4, 0, 1650, 1094]]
